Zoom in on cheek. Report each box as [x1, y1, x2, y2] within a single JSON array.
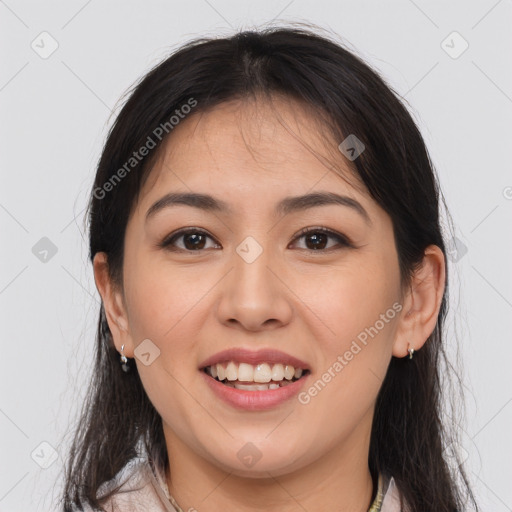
[[303, 256, 400, 339], [124, 256, 212, 420], [123, 248, 212, 341], [298, 253, 400, 397]]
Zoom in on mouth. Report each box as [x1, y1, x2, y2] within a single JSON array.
[[201, 362, 311, 391]]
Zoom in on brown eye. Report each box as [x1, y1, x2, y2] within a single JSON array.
[[291, 227, 352, 251], [182, 232, 207, 250], [304, 232, 328, 250], [160, 229, 220, 252]]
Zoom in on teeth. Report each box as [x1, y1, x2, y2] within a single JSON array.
[[271, 364, 284, 381], [234, 382, 284, 391], [225, 361, 238, 381], [283, 365, 295, 380], [235, 383, 271, 391], [237, 362, 254, 382], [254, 363, 272, 383], [206, 361, 307, 384]]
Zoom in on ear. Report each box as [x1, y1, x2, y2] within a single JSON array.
[[393, 245, 446, 358], [93, 252, 134, 357]]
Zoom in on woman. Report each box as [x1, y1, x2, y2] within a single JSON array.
[[60, 25, 478, 512]]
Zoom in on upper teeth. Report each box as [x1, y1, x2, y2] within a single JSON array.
[[206, 362, 304, 382]]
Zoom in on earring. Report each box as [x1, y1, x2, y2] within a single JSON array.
[[120, 344, 131, 372], [408, 344, 415, 360]]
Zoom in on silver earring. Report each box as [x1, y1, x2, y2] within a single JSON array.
[[120, 344, 131, 372], [408, 344, 415, 360]]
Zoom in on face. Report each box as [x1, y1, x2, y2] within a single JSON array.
[[105, 97, 405, 478]]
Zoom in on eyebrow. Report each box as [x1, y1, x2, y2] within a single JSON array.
[[145, 191, 371, 225]]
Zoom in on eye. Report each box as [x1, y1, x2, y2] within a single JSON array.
[[290, 227, 352, 251], [159, 228, 220, 252], [159, 226, 353, 253]]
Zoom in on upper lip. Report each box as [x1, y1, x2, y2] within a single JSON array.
[[199, 348, 311, 371]]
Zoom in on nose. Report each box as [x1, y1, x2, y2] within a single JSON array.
[[216, 244, 293, 332]]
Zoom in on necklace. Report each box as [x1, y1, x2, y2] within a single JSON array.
[[159, 477, 184, 512], [168, 492, 185, 512]]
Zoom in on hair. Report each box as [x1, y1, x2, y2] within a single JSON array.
[[59, 24, 479, 512]]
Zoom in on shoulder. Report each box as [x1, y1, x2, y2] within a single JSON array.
[[92, 457, 177, 512]]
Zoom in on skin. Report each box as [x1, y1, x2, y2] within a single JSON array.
[[94, 96, 445, 512]]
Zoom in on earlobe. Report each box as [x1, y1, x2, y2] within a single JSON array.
[[392, 245, 446, 358], [92, 252, 133, 357]]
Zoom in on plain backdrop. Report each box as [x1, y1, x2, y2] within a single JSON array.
[[1, 1, 511, 510]]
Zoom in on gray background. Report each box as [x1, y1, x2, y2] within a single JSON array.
[[1, 1, 511, 510]]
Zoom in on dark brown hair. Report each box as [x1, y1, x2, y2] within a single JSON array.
[[59, 24, 478, 512]]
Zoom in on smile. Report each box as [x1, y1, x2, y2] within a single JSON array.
[[204, 361, 309, 390]]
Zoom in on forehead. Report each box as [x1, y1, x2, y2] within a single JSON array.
[[137, 97, 368, 212]]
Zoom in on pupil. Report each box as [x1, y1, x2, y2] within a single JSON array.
[[307, 233, 327, 250]]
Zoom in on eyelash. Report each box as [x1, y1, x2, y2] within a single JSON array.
[[158, 226, 353, 253]]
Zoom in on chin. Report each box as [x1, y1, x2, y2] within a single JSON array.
[[204, 439, 310, 478]]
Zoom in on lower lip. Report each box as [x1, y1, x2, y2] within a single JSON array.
[[200, 370, 310, 411]]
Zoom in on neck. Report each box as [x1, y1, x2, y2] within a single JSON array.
[[164, 424, 375, 512]]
